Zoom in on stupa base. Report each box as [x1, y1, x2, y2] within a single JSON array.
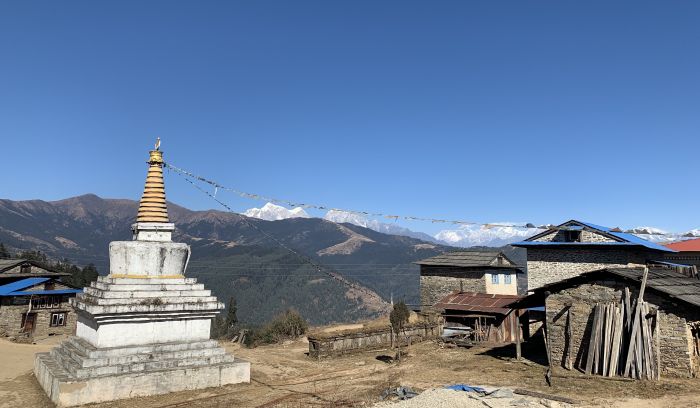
[[34, 337, 250, 407]]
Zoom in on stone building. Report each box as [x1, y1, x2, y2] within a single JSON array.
[[0, 276, 81, 342], [512, 220, 674, 290], [526, 267, 700, 378], [416, 251, 523, 311], [664, 238, 700, 269], [35, 141, 250, 407]]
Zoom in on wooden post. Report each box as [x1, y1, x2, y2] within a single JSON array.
[[586, 303, 601, 375], [654, 309, 661, 380], [565, 309, 573, 370], [515, 310, 522, 361], [624, 266, 649, 377]]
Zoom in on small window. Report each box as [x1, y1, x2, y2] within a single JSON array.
[[50, 312, 66, 327], [563, 230, 581, 242], [504, 274, 512, 285], [491, 274, 499, 284], [20, 264, 31, 274]]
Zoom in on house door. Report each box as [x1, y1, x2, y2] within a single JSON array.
[[22, 313, 36, 333]]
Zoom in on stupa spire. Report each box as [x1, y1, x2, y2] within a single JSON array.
[[136, 138, 169, 223]]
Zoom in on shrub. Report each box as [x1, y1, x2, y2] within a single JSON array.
[[244, 309, 309, 347]]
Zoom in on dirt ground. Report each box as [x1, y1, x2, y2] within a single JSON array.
[[1, 335, 700, 408]]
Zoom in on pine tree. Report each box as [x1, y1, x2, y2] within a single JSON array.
[[390, 301, 410, 362], [0, 243, 9, 258], [226, 297, 238, 328]]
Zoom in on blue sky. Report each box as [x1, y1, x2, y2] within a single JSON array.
[[1, 1, 698, 234]]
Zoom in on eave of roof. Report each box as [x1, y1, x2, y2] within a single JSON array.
[[5, 289, 82, 296], [434, 291, 523, 315]]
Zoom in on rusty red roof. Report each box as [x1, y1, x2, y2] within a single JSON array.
[[434, 291, 523, 315], [665, 238, 700, 252]]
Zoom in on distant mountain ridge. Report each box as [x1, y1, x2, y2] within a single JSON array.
[[0, 194, 454, 325]]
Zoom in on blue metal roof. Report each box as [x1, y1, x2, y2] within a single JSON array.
[[0, 278, 49, 295], [512, 220, 675, 253], [0, 277, 82, 297], [9, 289, 82, 296], [576, 221, 675, 253]]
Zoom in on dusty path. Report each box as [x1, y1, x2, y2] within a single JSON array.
[[0, 336, 699, 407]]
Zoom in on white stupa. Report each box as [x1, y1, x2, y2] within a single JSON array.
[[34, 140, 250, 407]]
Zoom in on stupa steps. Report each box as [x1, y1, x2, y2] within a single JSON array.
[[91, 282, 206, 292], [97, 276, 198, 285], [66, 337, 220, 358], [70, 300, 223, 315], [49, 346, 234, 379], [76, 294, 219, 306], [84, 287, 212, 298]]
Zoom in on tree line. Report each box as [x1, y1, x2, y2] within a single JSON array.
[[0, 242, 98, 288]]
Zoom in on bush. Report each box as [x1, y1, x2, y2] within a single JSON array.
[[244, 309, 308, 347]]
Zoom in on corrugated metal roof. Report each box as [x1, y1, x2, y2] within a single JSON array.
[[666, 238, 700, 252], [9, 289, 82, 296], [0, 277, 50, 295], [0, 277, 82, 296], [528, 267, 700, 309], [512, 220, 674, 253], [605, 267, 700, 308], [434, 291, 523, 315], [415, 251, 520, 269]]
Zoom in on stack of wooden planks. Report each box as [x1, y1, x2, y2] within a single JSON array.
[[583, 267, 659, 380]]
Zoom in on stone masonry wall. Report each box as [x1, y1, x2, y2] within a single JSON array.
[[545, 280, 700, 378], [420, 267, 517, 310], [0, 298, 77, 341], [534, 229, 616, 243], [527, 248, 649, 290]]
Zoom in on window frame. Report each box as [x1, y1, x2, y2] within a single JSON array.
[[491, 274, 500, 284], [504, 273, 512, 285], [50, 312, 66, 327]]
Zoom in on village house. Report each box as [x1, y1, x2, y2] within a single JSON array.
[[416, 250, 524, 311], [524, 267, 700, 378], [0, 274, 81, 342], [0, 258, 70, 284], [664, 238, 700, 269], [512, 220, 674, 290]]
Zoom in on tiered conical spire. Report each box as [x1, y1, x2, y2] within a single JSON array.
[[136, 138, 169, 223]]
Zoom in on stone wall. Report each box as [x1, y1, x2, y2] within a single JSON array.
[[534, 229, 616, 243], [420, 267, 485, 310], [307, 322, 441, 358], [420, 267, 519, 309], [665, 252, 700, 268], [527, 248, 650, 290], [0, 297, 77, 341], [545, 280, 700, 378]]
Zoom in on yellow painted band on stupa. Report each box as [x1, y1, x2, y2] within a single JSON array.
[[136, 138, 170, 223]]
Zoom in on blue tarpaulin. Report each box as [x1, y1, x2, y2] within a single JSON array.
[[444, 384, 487, 393]]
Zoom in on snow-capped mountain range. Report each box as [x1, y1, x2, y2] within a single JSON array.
[[434, 224, 544, 247], [243, 202, 310, 221], [323, 210, 439, 243], [243, 203, 698, 248]]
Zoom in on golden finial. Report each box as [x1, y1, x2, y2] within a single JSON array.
[[137, 139, 169, 223]]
